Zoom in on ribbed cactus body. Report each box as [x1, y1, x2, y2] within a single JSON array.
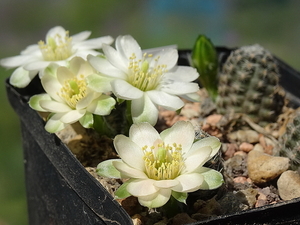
[[216, 44, 284, 126], [279, 111, 300, 172]]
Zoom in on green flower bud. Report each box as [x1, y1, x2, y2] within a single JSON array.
[[191, 35, 218, 101]]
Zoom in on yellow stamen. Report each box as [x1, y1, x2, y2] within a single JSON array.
[[143, 142, 184, 180], [38, 31, 73, 61], [127, 53, 167, 91], [59, 75, 87, 109]]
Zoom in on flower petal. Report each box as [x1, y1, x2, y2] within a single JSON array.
[[180, 92, 201, 102], [171, 191, 187, 204], [45, 113, 68, 133], [115, 35, 142, 61], [0, 55, 37, 68], [113, 135, 145, 171], [46, 26, 66, 39], [96, 159, 122, 178], [165, 66, 199, 82], [151, 48, 178, 70], [183, 146, 212, 173], [29, 94, 52, 112], [9, 67, 38, 88], [153, 179, 179, 189], [186, 136, 221, 159], [86, 73, 114, 93], [160, 121, 195, 154], [88, 55, 127, 79], [86, 95, 116, 115], [74, 35, 114, 49], [102, 44, 128, 72], [115, 182, 132, 199], [21, 44, 40, 55], [126, 179, 158, 197], [79, 112, 94, 128], [196, 167, 224, 190], [111, 79, 143, 100], [113, 161, 147, 179], [161, 81, 199, 95], [131, 94, 159, 125], [68, 56, 94, 76], [57, 67, 75, 84], [76, 92, 99, 110], [147, 90, 184, 111], [129, 123, 162, 149], [24, 60, 51, 71], [41, 71, 63, 102], [40, 100, 71, 113], [138, 189, 171, 208], [71, 30, 91, 42], [59, 109, 85, 124], [172, 173, 204, 192]]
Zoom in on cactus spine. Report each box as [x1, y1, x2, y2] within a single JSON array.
[[216, 44, 285, 126], [279, 110, 300, 173]]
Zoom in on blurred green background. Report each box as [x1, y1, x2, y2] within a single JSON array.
[[1, 0, 300, 224]]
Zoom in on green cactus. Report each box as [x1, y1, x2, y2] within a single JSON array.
[[279, 110, 300, 173], [216, 44, 285, 126]]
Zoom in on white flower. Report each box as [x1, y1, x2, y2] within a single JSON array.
[[88, 35, 200, 125], [1, 26, 113, 88], [97, 121, 223, 208], [29, 57, 116, 133]]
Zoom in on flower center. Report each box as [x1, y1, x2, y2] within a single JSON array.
[[59, 75, 87, 109], [127, 53, 167, 91], [38, 31, 73, 61], [143, 142, 184, 180]]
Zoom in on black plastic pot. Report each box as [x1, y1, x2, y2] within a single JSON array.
[[6, 48, 300, 225]]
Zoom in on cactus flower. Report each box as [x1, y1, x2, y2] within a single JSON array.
[[0, 26, 113, 88], [97, 121, 223, 208], [88, 35, 200, 126], [29, 57, 116, 133]]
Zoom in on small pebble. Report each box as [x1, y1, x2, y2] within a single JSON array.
[[227, 130, 260, 143], [239, 142, 254, 152], [277, 170, 300, 200], [236, 188, 258, 208], [233, 176, 248, 184], [253, 143, 264, 152], [234, 151, 247, 157], [247, 150, 290, 185], [205, 114, 223, 126]]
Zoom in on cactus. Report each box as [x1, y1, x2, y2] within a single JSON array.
[[216, 44, 285, 126], [278, 110, 300, 173]]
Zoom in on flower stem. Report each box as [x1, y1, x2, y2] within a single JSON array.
[[93, 115, 115, 137], [160, 195, 185, 218]]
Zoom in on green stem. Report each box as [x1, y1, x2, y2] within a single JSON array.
[[160, 195, 183, 218], [93, 115, 115, 137]]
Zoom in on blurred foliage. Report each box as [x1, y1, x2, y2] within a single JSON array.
[[0, 0, 299, 224]]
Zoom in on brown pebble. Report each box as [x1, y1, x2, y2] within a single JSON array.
[[223, 143, 239, 160], [205, 114, 223, 126], [246, 178, 252, 183], [233, 176, 248, 184], [239, 142, 254, 152], [277, 170, 300, 200], [247, 150, 290, 185], [132, 214, 143, 225], [234, 151, 247, 157], [255, 199, 267, 208]]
